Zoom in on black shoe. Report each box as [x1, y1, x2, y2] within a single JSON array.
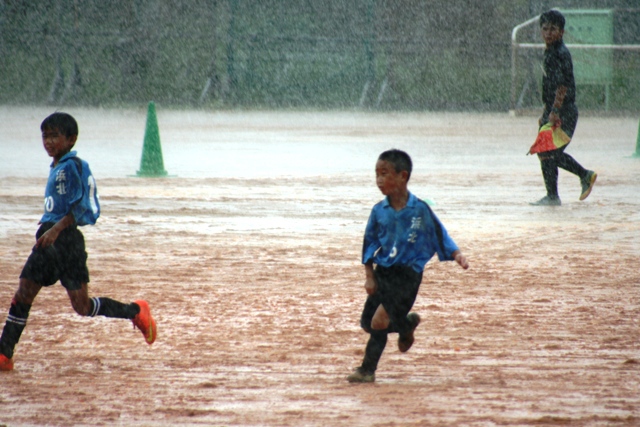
[[347, 367, 375, 383], [530, 195, 561, 206], [398, 312, 421, 353], [579, 171, 597, 201]]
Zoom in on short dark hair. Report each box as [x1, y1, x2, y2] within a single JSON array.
[[539, 9, 565, 30], [41, 112, 79, 138], [378, 149, 413, 181]]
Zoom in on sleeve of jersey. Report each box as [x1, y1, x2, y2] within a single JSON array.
[[429, 208, 459, 262], [67, 163, 87, 222], [558, 50, 573, 87], [361, 208, 380, 265]]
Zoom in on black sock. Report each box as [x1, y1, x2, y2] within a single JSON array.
[[89, 297, 140, 319], [0, 300, 32, 359], [361, 330, 388, 374]]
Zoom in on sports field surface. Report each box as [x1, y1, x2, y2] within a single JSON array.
[[0, 107, 638, 426]]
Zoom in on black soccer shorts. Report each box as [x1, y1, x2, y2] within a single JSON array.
[[360, 264, 423, 334], [20, 222, 90, 291]]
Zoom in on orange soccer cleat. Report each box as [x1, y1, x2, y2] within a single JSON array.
[[132, 300, 157, 345], [0, 353, 14, 371]]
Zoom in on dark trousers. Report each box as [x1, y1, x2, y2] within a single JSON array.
[[538, 104, 587, 198], [538, 145, 587, 198]]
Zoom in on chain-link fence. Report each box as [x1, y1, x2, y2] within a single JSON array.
[[1, 0, 638, 111]]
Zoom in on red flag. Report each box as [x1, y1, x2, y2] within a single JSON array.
[[528, 123, 571, 155]]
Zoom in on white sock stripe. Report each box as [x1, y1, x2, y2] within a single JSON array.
[[7, 314, 27, 325], [90, 297, 100, 317]]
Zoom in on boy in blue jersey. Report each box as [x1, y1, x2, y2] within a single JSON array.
[[0, 112, 156, 372], [347, 149, 468, 383]]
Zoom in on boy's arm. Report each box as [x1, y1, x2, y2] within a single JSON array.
[[548, 85, 567, 126], [361, 208, 380, 267], [364, 261, 377, 295], [451, 249, 469, 270], [427, 206, 469, 269], [36, 213, 75, 248], [37, 162, 83, 248]]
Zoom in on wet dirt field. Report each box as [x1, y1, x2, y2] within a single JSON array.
[[0, 107, 639, 426]]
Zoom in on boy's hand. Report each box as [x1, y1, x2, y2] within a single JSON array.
[[364, 276, 377, 295], [364, 262, 377, 294], [36, 227, 60, 248], [36, 213, 74, 248], [453, 251, 469, 270]]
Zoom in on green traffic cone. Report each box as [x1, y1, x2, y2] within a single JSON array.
[[136, 101, 168, 177]]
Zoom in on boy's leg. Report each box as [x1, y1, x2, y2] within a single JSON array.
[[360, 330, 388, 373], [381, 267, 423, 353], [540, 156, 560, 199], [349, 266, 422, 382], [348, 291, 386, 382], [553, 111, 597, 200], [348, 328, 386, 383], [531, 153, 561, 205], [67, 283, 139, 318], [66, 284, 157, 345], [0, 279, 41, 365], [397, 312, 421, 353], [555, 151, 587, 179], [554, 151, 597, 200], [370, 304, 390, 330], [60, 225, 157, 345]]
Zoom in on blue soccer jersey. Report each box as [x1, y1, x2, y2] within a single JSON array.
[[41, 151, 100, 226], [362, 192, 459, 273]]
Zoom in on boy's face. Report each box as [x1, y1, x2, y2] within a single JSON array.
[[375, 159, 408, 196], [42, 128, 77, 162], [540, 23, 564, 46]]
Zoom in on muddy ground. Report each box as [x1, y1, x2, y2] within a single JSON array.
[[0, 107, 638, 426]]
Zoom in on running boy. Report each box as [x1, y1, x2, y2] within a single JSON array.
[[0, 112, 157, 372], [530, 9, 597, 206], [347, 149, 468, 383]]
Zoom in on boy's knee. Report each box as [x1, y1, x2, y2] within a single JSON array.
[[360, 318, 372, 333], [370, 317, 390, 330], [371, 305, 390, 330], [15, 279, 40, 305], [69, 296, 91, 316], [72, 303, 91, 316], [66, 283, 91, 316]]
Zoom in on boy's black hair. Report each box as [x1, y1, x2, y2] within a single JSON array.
[[41, 112, 79, 138], [539, 9, 565, 30], [378, 149, 413, 181]]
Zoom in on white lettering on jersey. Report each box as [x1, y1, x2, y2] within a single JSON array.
[[390, 246, 397, 258], [408, 216, 421, 243], [44, 196, 54, 213], [88, 175, 98, 214], [55, 169, 67, 195], [410, 217, 422, 229], [56, 182, 67, 195]]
